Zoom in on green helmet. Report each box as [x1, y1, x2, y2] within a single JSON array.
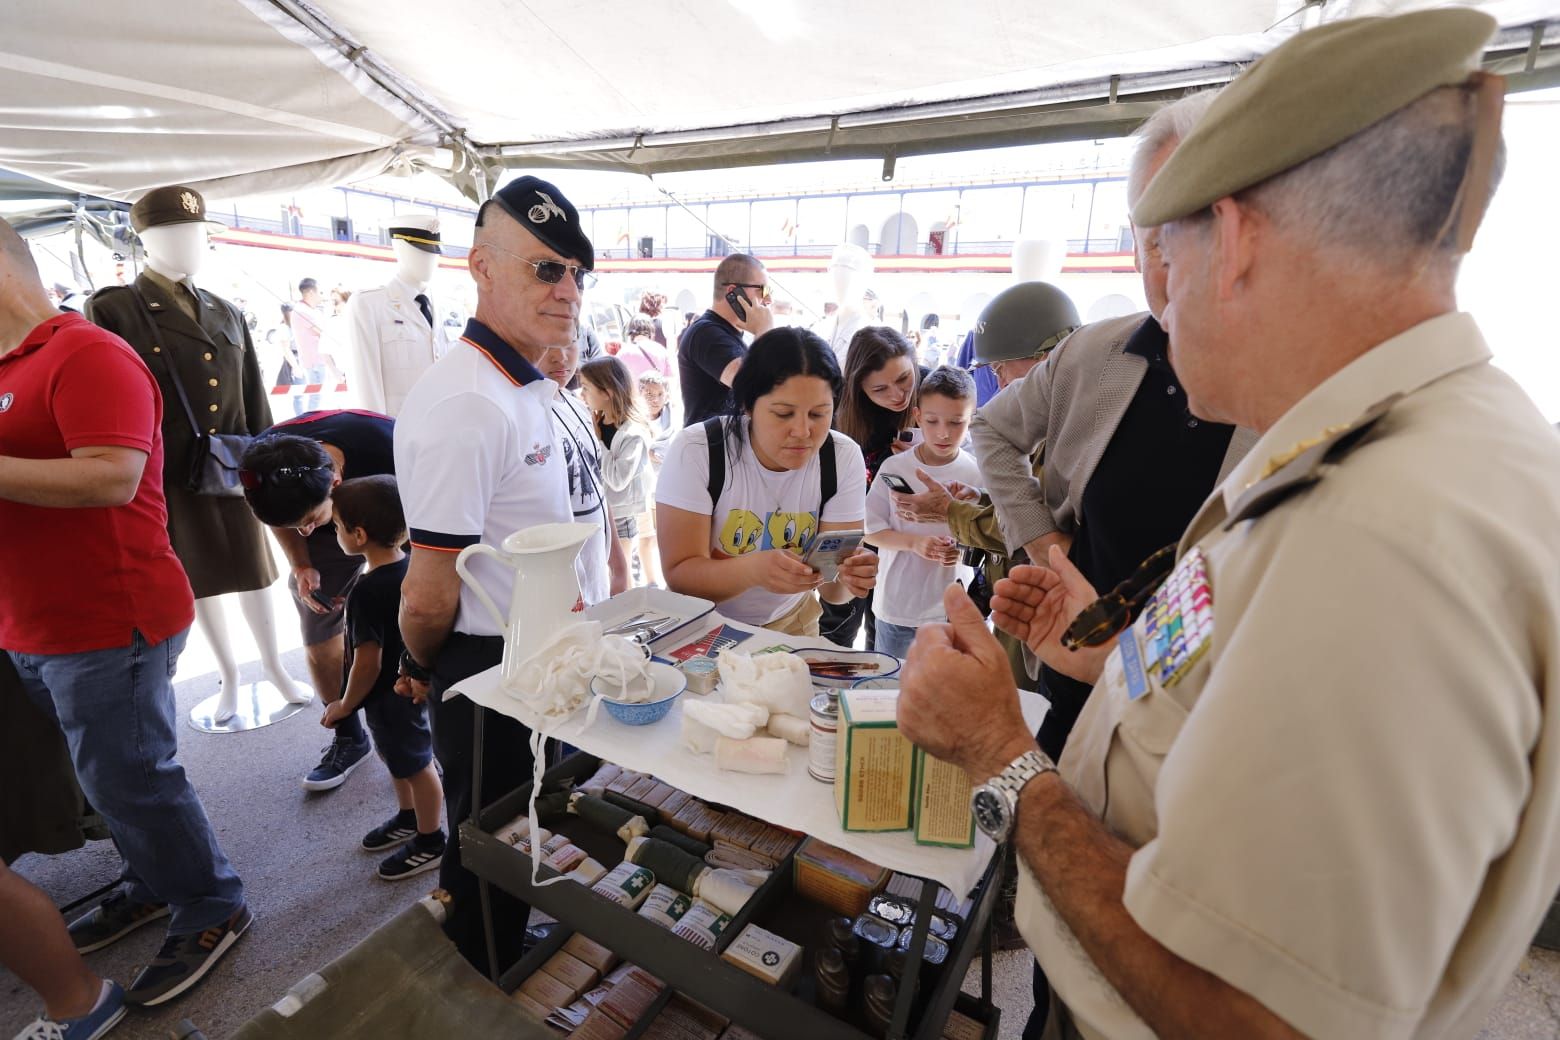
[[972, 282, 1081, 366]]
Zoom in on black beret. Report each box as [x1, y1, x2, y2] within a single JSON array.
[[485, 175, 594, 270]]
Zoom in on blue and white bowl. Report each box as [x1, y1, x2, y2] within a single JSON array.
[[592, 662, 686, 725], [790, 648, 900, 688]]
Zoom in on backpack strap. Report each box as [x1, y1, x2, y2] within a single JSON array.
[[703, 416, 726, 507], [818, 431, 837, 517]]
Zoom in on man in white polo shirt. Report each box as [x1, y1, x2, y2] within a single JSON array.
[[394, 175, 603, 975]]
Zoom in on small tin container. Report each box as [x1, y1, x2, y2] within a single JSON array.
[[808, 691, 839, 782], [680, 656, 719, 695]]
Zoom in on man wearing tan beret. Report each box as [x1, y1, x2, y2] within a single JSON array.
[[898, 9, 1560, 1038]]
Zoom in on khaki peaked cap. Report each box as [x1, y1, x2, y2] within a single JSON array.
[[1132, 8, 1498, 227]]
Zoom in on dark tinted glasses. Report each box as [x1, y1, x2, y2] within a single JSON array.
[[1061, 543, 1177, 650], [484, 243, 597, 290]]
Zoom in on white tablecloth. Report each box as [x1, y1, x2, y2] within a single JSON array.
[[449, 610, 1048, 899]]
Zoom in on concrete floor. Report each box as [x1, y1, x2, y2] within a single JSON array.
[[3, 591, 1558, 1038]]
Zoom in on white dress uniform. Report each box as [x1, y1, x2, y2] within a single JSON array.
[[346, 273, 450, 417]]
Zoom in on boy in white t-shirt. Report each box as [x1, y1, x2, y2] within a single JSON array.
[[864, 367, 981, 660]]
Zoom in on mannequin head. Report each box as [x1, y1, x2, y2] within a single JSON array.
[[388, 212, 441, 287], [392, 239, 437, 285], [1011, 237, 1066, 283], [139, 224, 208, 282], [130, 185, 224, 283], [828, 243, 873, 315]]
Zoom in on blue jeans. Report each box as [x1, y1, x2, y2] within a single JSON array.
[[874, 619, 919, 661], [296, 363, 326, 415], [8, 628, 245, 933]]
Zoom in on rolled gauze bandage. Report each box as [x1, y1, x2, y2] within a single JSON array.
[[714, 736, 789, 775], [766, 714, 810, 746], [694, 867, 770, 916], [649, 825, 711, 859], [602, 791, 661, 822], [626, 835, 710, 895], [570, 792, 649, 843]]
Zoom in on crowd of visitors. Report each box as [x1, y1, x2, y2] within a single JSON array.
[[4, 13, 1559, 1040]]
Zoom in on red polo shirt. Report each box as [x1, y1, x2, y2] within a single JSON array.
[[0, 313, 194, 654]]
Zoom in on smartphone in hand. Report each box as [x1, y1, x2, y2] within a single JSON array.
[[725, 288, 749, 323], [881, 473, 915, 495], [310, 589, 337, 611], [802, 530, 865, 583]]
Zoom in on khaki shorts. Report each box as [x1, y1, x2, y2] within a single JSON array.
[[763, 593, 823, 638]]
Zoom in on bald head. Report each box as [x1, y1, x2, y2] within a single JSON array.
[[0, 218, 40, 278], [0, 218, 62, 353]]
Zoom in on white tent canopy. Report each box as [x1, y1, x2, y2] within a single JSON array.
[[3, 0, 1558, 202]]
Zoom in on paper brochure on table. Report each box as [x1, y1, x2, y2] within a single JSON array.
[[448, 611, 1048, 899]]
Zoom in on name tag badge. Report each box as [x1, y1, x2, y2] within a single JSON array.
[[1118, 626, 1150, 701]]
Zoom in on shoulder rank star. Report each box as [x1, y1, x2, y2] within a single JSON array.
[[1254, 423, 1349, 484]]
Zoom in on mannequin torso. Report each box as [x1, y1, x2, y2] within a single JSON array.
[[346, 244, 449, 416]]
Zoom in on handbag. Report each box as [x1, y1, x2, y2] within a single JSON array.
[[130, 286, 251, 497]]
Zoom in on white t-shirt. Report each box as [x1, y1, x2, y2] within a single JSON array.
[[865, 447, 982, 627], [656, 420, 867, 626], [395, 326, 571, 638], [551, 390, 613, 608]]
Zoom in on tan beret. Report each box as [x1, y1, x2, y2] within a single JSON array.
[[1132, 8, 1497, 227]]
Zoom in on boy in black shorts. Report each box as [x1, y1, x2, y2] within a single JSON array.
[[323, 476, 445, 880]]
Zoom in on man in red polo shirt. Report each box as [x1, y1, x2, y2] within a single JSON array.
[[0, 220, 250, 1014]]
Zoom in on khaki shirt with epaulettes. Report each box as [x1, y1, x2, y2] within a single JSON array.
[[1019, 313, 1560, 1040]]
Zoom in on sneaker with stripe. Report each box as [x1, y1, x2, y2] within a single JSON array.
[[377, 833, 445, 881], [125, 905, 253, 1007], [361, 813, 417, 852]]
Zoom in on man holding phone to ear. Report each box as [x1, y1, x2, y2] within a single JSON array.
[[678, 254, 772, 425]]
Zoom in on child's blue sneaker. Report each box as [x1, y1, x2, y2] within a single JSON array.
[[13, 980, 126, 1040]]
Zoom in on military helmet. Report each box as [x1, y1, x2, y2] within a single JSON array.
[[972, 282, 1081, 366]]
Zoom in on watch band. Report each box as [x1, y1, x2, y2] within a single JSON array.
[[992, 749, 1057, 800]]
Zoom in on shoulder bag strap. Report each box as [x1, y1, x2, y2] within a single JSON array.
[[818, 431, 837, 517], [703, 416, 726, 507], [128, 285, 202, 440]]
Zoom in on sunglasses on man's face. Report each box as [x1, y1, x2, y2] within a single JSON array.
[[482, 243, 597, 291], [237, 463, 331, 491], [1061, 542, 1178, 650], [729, 282, 772, 303]]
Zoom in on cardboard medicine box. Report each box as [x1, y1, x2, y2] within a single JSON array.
[[913, 748, 976, 848], [835, 689, 914, 832]]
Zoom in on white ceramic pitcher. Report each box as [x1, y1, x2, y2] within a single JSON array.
[[455, 521, 597, 686]]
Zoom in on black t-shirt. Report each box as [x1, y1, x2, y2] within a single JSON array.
[[261, 408, 396, 557], [678, 310, 746, 426], [1039, 318, 1235, 759], [344, 556, 408, 704]]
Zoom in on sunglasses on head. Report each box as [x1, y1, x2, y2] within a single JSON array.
[[237, 464, 330, 491], [1061, 543, 1178, 650]]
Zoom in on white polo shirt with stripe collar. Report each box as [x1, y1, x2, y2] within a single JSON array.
[[394, 317, 571, 638]]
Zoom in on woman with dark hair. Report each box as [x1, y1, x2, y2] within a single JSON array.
[[579, 355, 657, 587], [655, 328, 877, 635], [825, 326, 922, 647], [835, 326, 920, 483]]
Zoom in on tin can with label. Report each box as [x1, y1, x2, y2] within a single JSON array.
[[808, 691, 839, 783]]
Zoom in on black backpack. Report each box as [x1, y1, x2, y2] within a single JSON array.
[[702, 416, 836, 518]]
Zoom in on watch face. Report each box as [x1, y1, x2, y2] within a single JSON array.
[[973, 787, 1008, 837]]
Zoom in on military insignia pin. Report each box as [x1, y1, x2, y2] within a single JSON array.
[[528, 191, 567, 224], [180, 191, 200, 215], [1138, 547, 1214, 688]]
